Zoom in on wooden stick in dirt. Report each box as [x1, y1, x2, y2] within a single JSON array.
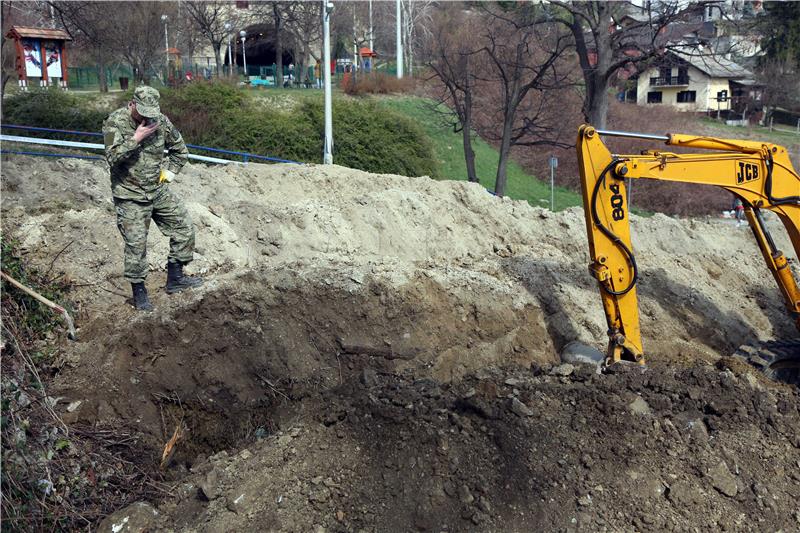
[[1, 270, 77, 340], [160, 423, 185, 470]]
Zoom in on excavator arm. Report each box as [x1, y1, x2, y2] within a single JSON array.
[[576, 124, 800, 366]]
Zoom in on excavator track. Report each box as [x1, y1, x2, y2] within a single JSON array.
[[734, 340, 800, 386]]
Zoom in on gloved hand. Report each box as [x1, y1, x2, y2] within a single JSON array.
[[159, 169, 176, 184]]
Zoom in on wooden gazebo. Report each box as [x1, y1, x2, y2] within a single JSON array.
[[5, 26, 72, 90]]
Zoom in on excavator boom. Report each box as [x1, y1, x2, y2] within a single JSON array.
[[576, 125, 800, 366]]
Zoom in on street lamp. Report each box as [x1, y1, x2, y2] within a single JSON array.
[[161, 14, 169, 74], [239, 30, 248, 78], [323, 1, 334, 165], [225, 22, 233, 76], [395, 0, 402, 79]]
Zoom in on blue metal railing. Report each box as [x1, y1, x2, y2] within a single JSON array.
[[0, 124, 302, 165], [0, 149, 103, 160], [1, 124, 104, 137]]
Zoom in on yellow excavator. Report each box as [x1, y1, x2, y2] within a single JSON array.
[[576, 125, 800, 374]]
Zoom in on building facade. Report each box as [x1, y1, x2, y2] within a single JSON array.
[[636, 53, 752, 112]]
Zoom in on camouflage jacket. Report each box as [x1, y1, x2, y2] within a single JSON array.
[[102, 107, 189, 201]]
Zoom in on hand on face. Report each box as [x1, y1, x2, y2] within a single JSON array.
[[133, 121, 159, 143], [129, 103, 159, 143]]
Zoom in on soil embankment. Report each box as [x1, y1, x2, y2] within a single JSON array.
[[2, 155, 799, 531]]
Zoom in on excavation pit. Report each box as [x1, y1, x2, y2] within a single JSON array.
[[55, 266, 554, 464]]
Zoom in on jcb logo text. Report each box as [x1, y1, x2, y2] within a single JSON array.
[[736, 162, 759, 184]]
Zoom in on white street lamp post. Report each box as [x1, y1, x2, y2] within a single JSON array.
[[240, 30, 248, 78], [323, 1, 333, 165], [161, 14, 169, 74], [396, 0, 403, 79], [225, 22, 233, 77]]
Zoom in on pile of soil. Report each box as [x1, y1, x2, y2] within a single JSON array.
[[153, 360, 800, 532], [2, 154, 799, 531]]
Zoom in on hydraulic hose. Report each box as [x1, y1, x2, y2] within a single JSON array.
[[590, 159, 639, 296], [764, 152, 800, 206]]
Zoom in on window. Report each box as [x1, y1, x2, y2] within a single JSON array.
[[677, 90, 697, 103], [647, 91, 663, 104], [717, 90, 728, 102], [235, 0, 249, 8]]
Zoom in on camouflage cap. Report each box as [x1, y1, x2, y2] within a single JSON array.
[[133, 86, 160, 118]]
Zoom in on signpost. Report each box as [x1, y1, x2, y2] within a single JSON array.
[[6, 26, 71, 90], [549, 155, 558, 211]]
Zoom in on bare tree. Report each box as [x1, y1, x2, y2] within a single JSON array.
[[477, 3, 572, 197], [423, 5, 482, 183], [400, 0, 434, 77], [547, 0, 725, 129], [283, 2, 322, 87], [50, 1, 118, 91], [272, 2, 285, 83], [757, 58, 800, 124], [105, 2, 168, 83], [2, 1, 20, 96], [185, 0, 235, 76]]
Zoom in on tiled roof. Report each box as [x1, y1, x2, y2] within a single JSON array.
[[6, 26, 71, 41]]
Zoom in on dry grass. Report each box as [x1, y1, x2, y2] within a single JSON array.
[[342, 72, 417, 96], [1, 237, 169, 530]]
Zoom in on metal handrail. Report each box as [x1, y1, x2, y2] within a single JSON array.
[[0, 123, 302, 164], [649, 76, 690, 86]]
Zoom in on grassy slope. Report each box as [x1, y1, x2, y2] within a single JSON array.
[[378, 96, 583, 210], [696, 117, 800, 146]]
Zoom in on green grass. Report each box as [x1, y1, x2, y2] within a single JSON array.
[[696, 116, 800, 147], [378, 96, 583, 210]]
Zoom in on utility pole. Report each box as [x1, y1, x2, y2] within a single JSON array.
[[369, 0, 373, 51], [240, 30, 248, 77], [323, 1, 334, 165], [225, 22, 233, 76], [161, 15, 169, 75], [396, 0, 403, 78], [353, 7, 358, 73]]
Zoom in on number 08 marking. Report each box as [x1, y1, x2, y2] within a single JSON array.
[[609, 183, 625, 221]]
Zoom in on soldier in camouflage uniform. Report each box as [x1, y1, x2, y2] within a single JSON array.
[[103, 86, 202, 311]]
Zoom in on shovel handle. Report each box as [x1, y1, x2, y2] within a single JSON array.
[[1, 271, 77, 340]]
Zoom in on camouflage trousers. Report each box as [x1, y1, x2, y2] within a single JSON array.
[[114, 187, 195, 283]]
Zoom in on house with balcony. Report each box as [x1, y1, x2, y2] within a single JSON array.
[[635, 51, 754, 112]]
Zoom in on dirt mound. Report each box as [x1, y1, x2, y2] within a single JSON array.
[[153, 360, 800, 532], [3, 156, 797, 361], [2, 154, 800, 531]]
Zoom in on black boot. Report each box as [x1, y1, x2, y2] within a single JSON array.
[[165, 261, 203, 294], [131, 282, 153, 311]]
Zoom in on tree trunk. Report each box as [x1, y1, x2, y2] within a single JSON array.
[[213, 43, 222, 77], [462, 93, 478, 183], [403, 3, 413, 76], [586, 81, 609, 129], [1, 71, 10, 98], [297, 50, 306, 87], [571, 7, 612, 129], [274, 3, 283, 86], [590, 7, 612, 128], [494, 109, 515, 197], [98, 53, 108, 93]]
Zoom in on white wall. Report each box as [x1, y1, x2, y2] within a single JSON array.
[[636, 64, 731, 111]]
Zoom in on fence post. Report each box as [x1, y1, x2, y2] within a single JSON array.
[[549, 155, 557, 211]]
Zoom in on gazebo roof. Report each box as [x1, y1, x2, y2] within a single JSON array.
[[6, 26, 72, 41], [359, 47, 377, 58]]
